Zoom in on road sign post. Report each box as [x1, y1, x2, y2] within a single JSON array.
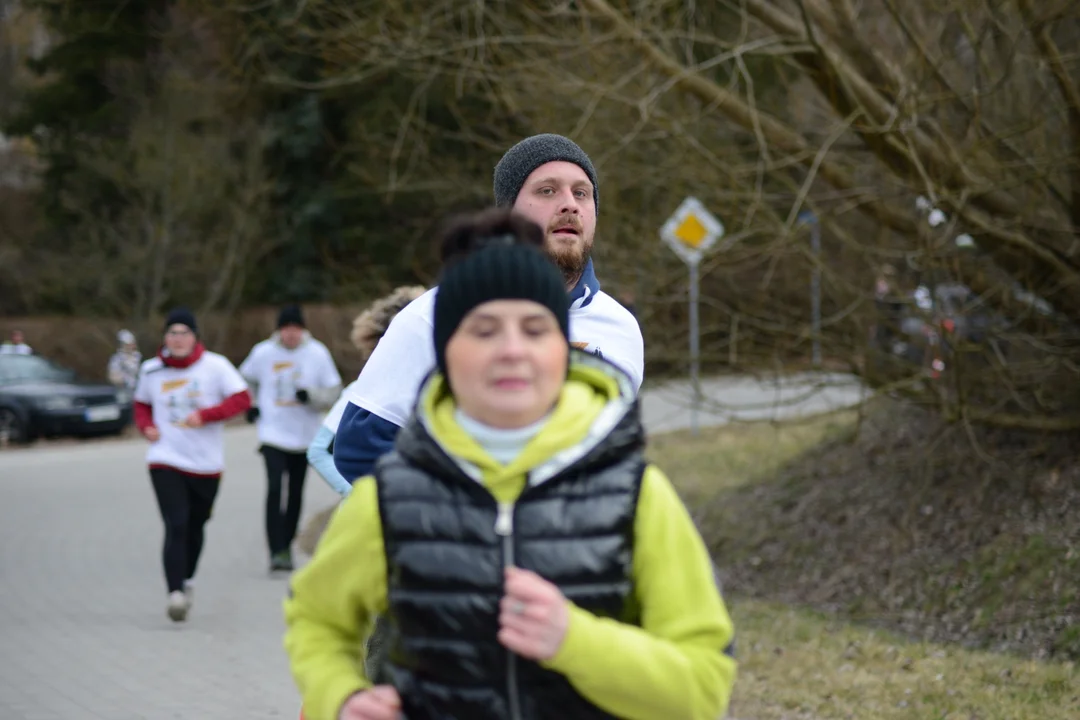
[[661, 197, 725, 436], [688, 260, 700, 428]]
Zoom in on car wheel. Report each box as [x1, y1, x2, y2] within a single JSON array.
[[0, 407, 28, 445]]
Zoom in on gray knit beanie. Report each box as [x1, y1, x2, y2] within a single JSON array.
[[493, 134, 599, 214]]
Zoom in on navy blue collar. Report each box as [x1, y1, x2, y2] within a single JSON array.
[[568, 258, 600, 310]]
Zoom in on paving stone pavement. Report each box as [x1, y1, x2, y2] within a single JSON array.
[[0, 374, 865, 719], [0, 426, 338, 720]]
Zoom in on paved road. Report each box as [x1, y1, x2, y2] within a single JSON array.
[[0, 432, 329, 719], [0, 374, 865, 719], [640, 372, 867, 434]]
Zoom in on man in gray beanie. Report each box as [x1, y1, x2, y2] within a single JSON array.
[[492, 133, 600, 288], [331, 137, 644, 484], [493, 133, 600, 211]]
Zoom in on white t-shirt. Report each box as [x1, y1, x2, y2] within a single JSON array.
[[341, 288, 643, 428], [239, 336, 343, 452], [323, 379, 362, 433], [134, 351, 249, 475]]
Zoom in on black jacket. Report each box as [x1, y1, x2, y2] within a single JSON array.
[[375, 357, 646, 720]]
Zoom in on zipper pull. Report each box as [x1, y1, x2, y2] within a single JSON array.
[[494, 502, 514, 536]]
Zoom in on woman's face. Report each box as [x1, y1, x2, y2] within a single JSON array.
[[164, 324, 197, 358], [444, 300, 568, 429]]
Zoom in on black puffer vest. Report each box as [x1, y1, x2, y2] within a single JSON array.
[[375, 362, 645, 720]]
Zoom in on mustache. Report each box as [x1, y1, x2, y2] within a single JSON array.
[[547, 213, 583, 232]]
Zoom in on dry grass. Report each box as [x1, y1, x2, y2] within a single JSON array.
[[647, 410, 858, 501], [729, 599, 1079, 720], [647, 410, 1080, 718]]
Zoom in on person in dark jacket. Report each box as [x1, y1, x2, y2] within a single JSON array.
[[306, 286, 428, 499], [297, 286, 427, 557], [284, 210, 736, 720]]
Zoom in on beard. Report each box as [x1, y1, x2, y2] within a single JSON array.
[[543, 213, 594, 284], [546, 238, 592, 283]]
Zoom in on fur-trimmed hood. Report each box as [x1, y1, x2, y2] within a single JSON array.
[[350, 285, 427, 360]]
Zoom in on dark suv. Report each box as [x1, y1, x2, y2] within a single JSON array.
[[0, 353, 132, 444]]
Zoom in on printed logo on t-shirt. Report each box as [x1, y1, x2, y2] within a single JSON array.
[[273, 361, 301, 406], [571, 341, 604, 359], [160, 378, 202, 426]]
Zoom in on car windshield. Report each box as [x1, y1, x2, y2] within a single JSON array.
[[0, 354, 77, 385]]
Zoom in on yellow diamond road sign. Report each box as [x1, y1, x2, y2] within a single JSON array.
[[674, 215, 708, 247], [662, 196, 724, 265]]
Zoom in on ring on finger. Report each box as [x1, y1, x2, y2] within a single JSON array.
[[511, 600, 527, 615]]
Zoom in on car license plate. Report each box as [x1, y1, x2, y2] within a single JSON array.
[[85, 404, 121, 422]]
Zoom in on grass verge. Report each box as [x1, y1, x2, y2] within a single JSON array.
[[729, 599, 1078, 719], [646, 412, 1079, 718], [648, 410, 858, 501]]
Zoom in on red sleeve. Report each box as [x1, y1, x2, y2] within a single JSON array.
[[198, 390, 252, 424], [134, 401, 155, 432]]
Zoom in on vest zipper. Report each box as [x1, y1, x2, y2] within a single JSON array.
[[495, 501, 524, 720]]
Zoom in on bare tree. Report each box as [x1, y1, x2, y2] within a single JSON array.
[[202, 0, 1080, 429]]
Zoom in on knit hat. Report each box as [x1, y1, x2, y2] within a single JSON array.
[[277, 304, 305, 329], [164, 307, 197, 335], [433, 242, 570, 377], [493, 134, 599, 214]]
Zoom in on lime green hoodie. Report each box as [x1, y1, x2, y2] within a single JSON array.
[[283, 360, 737, 720]]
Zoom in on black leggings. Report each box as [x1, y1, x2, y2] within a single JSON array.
[[150, 468, 221, 593], [261, 446, 308, 555]]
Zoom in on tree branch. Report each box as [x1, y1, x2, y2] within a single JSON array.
[[1017, 0, 1080, 233], [579, 0, 920, 237]]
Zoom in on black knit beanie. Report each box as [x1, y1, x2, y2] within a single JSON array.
[[164, 307, 198, 335], [277, 304, 305, 329], [493, 134, 599, 214], [434, 242, 570, 376]]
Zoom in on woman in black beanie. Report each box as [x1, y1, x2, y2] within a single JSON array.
[[284, 210, 736, 720], [132, 308, 251, 621]]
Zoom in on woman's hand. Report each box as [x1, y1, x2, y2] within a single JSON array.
[[338, 686, 402, 720], [498, 566, 570, 661], [183, 410, 204, 428], [142, 426, 161, 442]]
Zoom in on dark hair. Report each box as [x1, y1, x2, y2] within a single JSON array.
[[435, 207, 545, 273]]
